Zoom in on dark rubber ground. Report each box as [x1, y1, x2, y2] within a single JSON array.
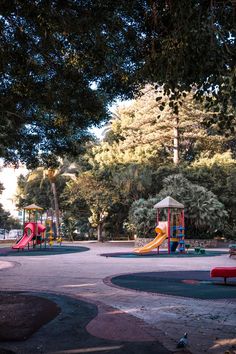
[[101, 250, 227, 258], [0, 292, 173, 354], [0, 245, 89, 257], [111, 271, 236, 299]]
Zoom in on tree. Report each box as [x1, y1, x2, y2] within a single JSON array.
[[95, 85, 231, 167], [17, 172, 51, 210], [1, 1, 235, 166], [0, 204, 21, 230], [110, 164, 154, 203], [0, 182, 21, 230], [22, 158, 77, 236], [129, 174, 228, 239], [0, 1, 143, 166], [142, 1, 236, 128], [66, 171, 119, 241], [61, 197, 91, 241], [186, 151, 236, 233], [44, 159, 78, 237], [129, 197, 157, 238]]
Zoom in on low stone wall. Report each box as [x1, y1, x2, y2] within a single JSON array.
[[185, 239, 216, 248], [0, 240, 14, 244], [135, 238, 168, 248], [134, 237, 233, 249]]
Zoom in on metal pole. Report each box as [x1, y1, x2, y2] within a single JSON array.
[[23, 208, 25, 231], [34, 210, 38, 245], [167, 208, 171, 254]]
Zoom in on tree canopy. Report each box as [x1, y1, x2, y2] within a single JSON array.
[[98, 85, 231, 166], [0, 0, 143, 166], [1, 1, 235, 166]]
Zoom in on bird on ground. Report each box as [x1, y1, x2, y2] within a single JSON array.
[[176, 333, 188, 348]]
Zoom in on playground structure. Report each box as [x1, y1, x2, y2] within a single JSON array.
[[134, 196, 185, 255], [12, 204, 59, 250], [45, 218, 62, 246]]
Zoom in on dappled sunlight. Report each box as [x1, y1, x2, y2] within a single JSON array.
[[105, 309, 124, 315], [52, 345, 123, 353], [25, 257, 52, 261], [210, 338, 236, 351], [100, 305, 185, 317], [60, 283, 97, 288], [111, 307, 139, 315]]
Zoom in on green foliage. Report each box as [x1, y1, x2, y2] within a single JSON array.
[[145, 1, 236, 127], [94, 85, 232, 167], [65, 170, 119, 240], [61, 218, 77, 242], [61, 193, 91, 239], [16, 169, 69, 212], [1, 1, 235, 166], [129, 198, 157, 238], [0, 181, 21, 229], [0, 203, 21, 230], [159, 174, 228, 237], [103, 202, 130, 239], [185, 152, 236, 235], [129, 174, 228, 239], [110, 164, 154, 202], [0, 1, 142, 166]]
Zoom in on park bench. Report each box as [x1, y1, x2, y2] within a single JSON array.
[[210, 267, 236, 284]]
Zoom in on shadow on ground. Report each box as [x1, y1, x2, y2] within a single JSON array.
[[0, 246, 89, 257], [110, 271, 236, 300], [0, 292, 174, 354]]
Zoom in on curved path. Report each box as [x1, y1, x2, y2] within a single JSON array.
[[0, 241, 235, 354]]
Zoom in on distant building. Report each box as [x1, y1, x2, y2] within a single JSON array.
[[0, 161, 28, 223]]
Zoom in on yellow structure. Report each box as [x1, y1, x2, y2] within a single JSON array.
[[134, 222, 168, 255]]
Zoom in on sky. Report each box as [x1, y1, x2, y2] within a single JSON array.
[[0, 162, 28, 218], [90, 98, 133, 140]]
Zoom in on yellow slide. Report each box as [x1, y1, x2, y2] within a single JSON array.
[[133, 222, 168, 255]]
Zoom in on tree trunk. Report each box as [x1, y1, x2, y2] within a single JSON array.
[[97, 222, 103, 242], [51, 181, 60, 237], [173, 114, 179, 165]]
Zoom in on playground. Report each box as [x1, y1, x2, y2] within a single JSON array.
[[1, 3, 236, 353], [11, 204, 62, 251], [0, 240, 235, 354], [0, 198, 235, 354]]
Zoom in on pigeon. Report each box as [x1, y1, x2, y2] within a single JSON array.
[[176, 332, 188, 348]]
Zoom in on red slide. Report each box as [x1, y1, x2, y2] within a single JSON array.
[[12, 222, 46, 250]]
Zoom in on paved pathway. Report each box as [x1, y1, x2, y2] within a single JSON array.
[[0, 241, 235, 354]]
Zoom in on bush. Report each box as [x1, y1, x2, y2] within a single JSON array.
[[129, 198, 157, 237], [129, 174, 228, 239]]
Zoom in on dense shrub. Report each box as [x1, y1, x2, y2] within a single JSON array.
[[129, 174, 228, 239]]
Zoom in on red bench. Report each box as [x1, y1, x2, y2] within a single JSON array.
[[210, 267, 236, 284]]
